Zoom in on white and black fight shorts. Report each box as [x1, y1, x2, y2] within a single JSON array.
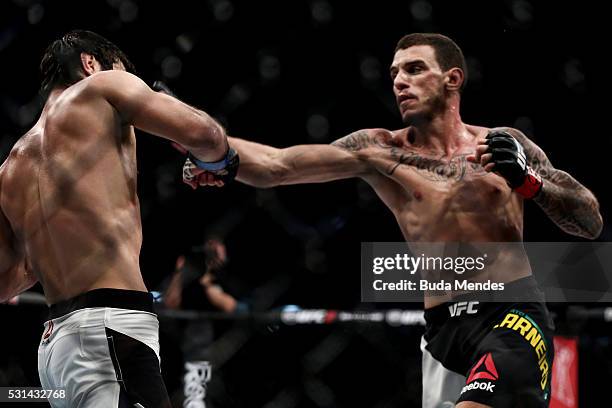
[[38, 288, 172, 408]]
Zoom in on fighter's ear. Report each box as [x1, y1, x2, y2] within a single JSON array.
[[445, 67, 464, 92], [80, 53, 100, 77]]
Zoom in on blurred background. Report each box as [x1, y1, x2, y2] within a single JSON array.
[[1, 0, 610, 407]]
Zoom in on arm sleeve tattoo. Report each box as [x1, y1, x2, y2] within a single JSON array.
[[508, 128, 603, 239]]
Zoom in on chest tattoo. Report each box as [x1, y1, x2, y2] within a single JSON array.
[[386, 148, 486, 182]]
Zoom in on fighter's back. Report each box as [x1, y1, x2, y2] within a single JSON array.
[[0, 73, 147, 303]]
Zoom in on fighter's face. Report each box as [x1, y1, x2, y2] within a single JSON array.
[[390, 45, 447, 123]]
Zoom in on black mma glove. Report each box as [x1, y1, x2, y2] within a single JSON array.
[[486, 130, 542, 199]]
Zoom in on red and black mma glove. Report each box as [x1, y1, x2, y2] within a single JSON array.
[[485, 130, 543, 199], [152, 81, 240, 187]]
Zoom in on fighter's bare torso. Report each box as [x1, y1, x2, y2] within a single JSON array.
[[0, 75, 146, 304], [334, 125, 529, 307]]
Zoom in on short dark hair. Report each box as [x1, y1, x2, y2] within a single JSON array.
[[40, 30, 136, 93], [395, 33, 467, 90]]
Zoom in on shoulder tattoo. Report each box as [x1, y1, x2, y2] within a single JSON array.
[[332, 130, 389, 152]]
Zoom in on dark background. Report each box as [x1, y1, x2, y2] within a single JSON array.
[[1, 0, 610, 407]]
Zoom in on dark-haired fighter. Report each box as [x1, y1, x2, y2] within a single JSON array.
[[0, 30, 237, 407], [189, 34, 602, 407]]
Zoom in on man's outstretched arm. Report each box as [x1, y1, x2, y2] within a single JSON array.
[[227, 130, 379, 188]]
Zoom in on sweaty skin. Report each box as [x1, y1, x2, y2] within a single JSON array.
[[0, 66, 227, 304], [222, 45, 602, 308]]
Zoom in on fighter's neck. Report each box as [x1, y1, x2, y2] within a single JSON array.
[[404, 103, 469, 156], [31, 88, 68, 131], [36, 88, 68, 122], [44, 88, 67, 107]]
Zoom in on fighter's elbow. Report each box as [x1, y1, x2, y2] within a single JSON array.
[[187, 122, 226, 151], [0, 284, 11, 303], [0, 268, 12, 302], [592, 223, 604, 240], [569, 211, 603, 240], [208, 122, 228, 150], [584, 197, 604, 239], [0, 266, 36, 303], [584, 213, 604, 240]]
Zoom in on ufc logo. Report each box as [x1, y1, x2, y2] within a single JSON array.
[[448, 301, 479, 317]]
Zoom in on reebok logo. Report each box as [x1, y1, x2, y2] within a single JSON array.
[[467, 353, 498, 382], [461, 353, 498, 395], [461, 381, 495, 394]]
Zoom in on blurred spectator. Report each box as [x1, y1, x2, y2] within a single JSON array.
[[163, 237, 244, 408]]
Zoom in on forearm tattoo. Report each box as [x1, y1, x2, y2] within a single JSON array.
[[512, 130, 602, 238]]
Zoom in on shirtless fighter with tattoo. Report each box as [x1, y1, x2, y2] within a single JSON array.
[[186, 33, 602, 407], [0, 30, 237, 407]]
